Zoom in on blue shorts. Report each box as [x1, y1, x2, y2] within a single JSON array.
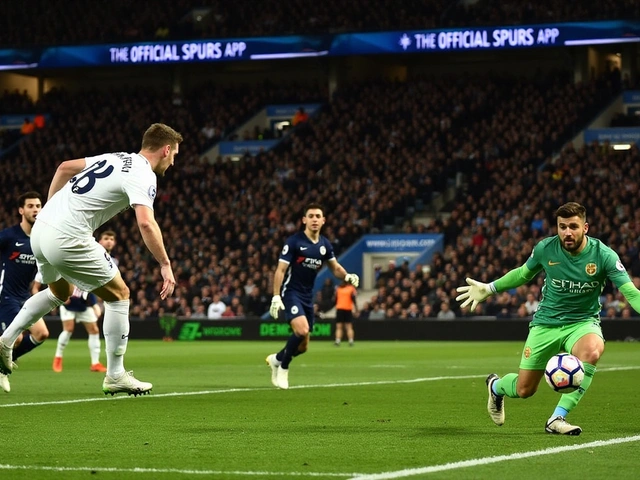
[[282, 292, 314, 328], [0, 298, 24, 333]]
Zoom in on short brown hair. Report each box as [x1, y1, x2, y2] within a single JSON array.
[[141, 123, 183, 151], [99, 230, 116, 240], [18, 191, 42, 209], [304, 202, 324, 216], [555, 202, 586, 222]]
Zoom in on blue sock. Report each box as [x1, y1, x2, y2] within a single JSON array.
[[552, 406, 569, 419], [276, 334, 303, 369], [12, 333, 43, 361], [492, 382, 500, 396]]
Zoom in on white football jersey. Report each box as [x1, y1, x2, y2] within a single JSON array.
[[37, 152, 157, 236]]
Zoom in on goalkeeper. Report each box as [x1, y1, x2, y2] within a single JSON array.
[[456, 202, 640, 435]]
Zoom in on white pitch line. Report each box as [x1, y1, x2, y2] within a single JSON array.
[[0, 366, 637, 409], [0, 464, 361, 477], [348, 435, 640, 480]]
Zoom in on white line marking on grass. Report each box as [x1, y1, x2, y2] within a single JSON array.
[[348, 435, 640, 480], [0, 366, 637, 409], [0, 464, 361, 477]]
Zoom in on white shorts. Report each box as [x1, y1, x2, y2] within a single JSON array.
[[31, 221, 118, 293], [59, 305, 98, 323]]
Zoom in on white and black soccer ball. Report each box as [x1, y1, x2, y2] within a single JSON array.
[[544, 353, 585, 393]]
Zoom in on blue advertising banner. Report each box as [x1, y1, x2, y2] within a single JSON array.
[[623, 91, 640, 104], [265, 104, 321, 117], [584, 128, 640, 144], [0, 114, 50, 129], [0, 36, 331, 70], [1, 20, 639, 70], [314, 233, 443, 290], [218, 140, 279, 156]]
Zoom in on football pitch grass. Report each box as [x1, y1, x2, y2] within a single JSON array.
[[1, 340, 639, 479]]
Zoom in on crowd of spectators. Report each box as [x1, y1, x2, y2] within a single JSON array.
[[2, 0, 639, 47], [357, 143, 640, 321], [0, 68, 623, 321]]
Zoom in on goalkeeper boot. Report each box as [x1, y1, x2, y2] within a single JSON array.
[[545, 416, 582, 435], [102, 371, 152, 396], [486, 373, 505, 426], [276, 366, 289, 390], [265, 354, 280, 387]]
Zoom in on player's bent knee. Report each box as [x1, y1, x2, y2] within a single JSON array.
[[36, 330, 49, 342], [85, 323, 99, 335], [577, 349, 602, 365], [516, 384, 538, 398]]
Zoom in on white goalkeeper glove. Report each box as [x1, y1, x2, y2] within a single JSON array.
[[455, 278, 495, 312], [344, 273, 359, 288], [270, 295, 285, 319]]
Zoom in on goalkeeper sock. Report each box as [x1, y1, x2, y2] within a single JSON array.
[[493, 373, 520, 398], [552, 406, 569, 418], [555, 362, 596, 415]]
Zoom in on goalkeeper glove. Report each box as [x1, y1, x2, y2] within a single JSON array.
[[344, 273, 359, 288], [455, 278, 495, 312], [270, 295, 285, 319]]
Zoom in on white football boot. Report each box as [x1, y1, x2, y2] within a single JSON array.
[[102, 371, 152, 396]]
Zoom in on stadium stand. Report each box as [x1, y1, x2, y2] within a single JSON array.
[[2, 0, 639, 47], [0, 69, 623, 319]]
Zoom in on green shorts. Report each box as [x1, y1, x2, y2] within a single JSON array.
[[519, 321, 604, 370]]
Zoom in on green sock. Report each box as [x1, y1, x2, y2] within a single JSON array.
[[494, 373, 520, 398], [557, 362, 596, 413]]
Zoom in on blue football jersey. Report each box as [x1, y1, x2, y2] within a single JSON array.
[[0, 225, 37, 302], [278, 231, 335, 298]]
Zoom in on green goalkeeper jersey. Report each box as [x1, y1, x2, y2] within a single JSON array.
[[525, 236, 631, 326]]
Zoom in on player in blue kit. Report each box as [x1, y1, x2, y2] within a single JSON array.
[[0, 191, 48, 392], [266, 203, 359, 389]]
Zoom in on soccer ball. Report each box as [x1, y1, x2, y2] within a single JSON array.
[[544, 353, 585, 393]]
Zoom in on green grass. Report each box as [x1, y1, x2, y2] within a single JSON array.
[[2, 340, 639, 479]]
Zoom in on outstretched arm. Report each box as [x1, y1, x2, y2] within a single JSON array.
[[456, 264, 538, 311], [492, 264, 538, 292], [618, 282, 640, 314]]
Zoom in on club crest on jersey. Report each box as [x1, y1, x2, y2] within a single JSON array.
[[320, 246, 326, 255], [585, 263, 597, 276]]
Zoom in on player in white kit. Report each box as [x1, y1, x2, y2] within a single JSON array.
[[0, 123, 181, 396]]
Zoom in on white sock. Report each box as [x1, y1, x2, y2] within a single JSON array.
[[55, 330, 72, 358], [88, 333, 101, 365], [2, 289, 64, 346], [103, 300, 130, 378]]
